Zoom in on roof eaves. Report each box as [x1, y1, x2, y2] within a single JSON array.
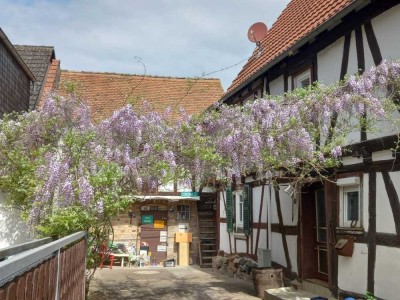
[[220, 0, 369, 104], [0, 29, 36, 81]]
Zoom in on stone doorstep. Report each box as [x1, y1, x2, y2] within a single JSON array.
[[265, 287, 337, 300]]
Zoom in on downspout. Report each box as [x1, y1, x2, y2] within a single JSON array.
[[267, 181, 272, 250]]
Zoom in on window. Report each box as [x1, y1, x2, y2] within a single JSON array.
[[177, 205, 190, 220], [293, 69, 311, 90], [234, 191, 244, 230], [226, 185, 251, 235], [342, 187, 360, 227], [337, 177, 362, 228]]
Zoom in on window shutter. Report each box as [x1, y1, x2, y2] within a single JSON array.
[[243, 184, 252, 235], [226, 187, 233, 232]]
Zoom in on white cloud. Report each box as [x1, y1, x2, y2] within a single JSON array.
[[1, 0, 290, 90]]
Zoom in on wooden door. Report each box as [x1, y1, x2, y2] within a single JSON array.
[[300, 184, 329, 282], [140, 210, 168, 265]]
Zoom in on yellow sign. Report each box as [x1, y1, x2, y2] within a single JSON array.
[[154, 220, 165, 229]]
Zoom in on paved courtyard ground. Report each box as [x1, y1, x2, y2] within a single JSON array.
[[88, 265, 260, 300]]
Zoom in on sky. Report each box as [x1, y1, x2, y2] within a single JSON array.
[[0, 0, 290, 91]]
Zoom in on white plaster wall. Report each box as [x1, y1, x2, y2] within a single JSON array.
[[368, 6, 400, 139], [271, 187, 298, 226], [287, 76, 292, 91], [376, 172, 396, 234], [372, 150, 393, 162], [270, 188, 279, 224], [269, 75, 285, 96], [368, 110, 400, 139], [0, 193, 33, 248], [219, 222, 231, 253], [338, 243, 368, 295], [235, 238, 247, 253], [252, 185, 268, 223], [372, 4, 400, 62], [279, 188, 298, 226], [317, 36, 344, 85], [341, 156, 363, 166], [271, 232, 286, 267], [286, 235, 298, 273], [347, 30, 359, 76], [362, 26, 375, 72], [219, 191, 226, 218], [375, 245, 400, 300], [252, 228, 268, 254]]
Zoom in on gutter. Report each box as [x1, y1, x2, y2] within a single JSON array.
[[0, 28, 35, 81], [220, 0, 370, 104]]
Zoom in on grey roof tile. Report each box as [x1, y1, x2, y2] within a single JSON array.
[[14, 45, 55, 110]]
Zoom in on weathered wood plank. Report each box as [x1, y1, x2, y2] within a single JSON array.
[[16, 276, 26, 300], [6, 282, 17, 300]]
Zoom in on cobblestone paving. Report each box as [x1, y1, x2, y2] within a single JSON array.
[[88, 265, 260, 300]]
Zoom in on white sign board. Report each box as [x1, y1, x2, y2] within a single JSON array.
[[157, 245, 167, 252]]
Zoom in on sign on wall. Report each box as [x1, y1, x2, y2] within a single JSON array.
[[141, 215, 154, 224], [157, 245, 167, 252], [181, 192, 199, 197], [154, 220, 165, 229]]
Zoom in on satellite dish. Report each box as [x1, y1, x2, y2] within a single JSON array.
[[247, 22, 268, 45]]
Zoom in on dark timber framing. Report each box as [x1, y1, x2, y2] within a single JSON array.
[[255, 185, 265, 252], [382, 171, 400, 236], [221, 191, 233, 254], [364, 21, 383, 66], [275, 189, 292, 273], [367, 171, 376, 294]]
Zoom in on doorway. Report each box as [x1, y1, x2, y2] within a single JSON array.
[[300, 184, 329, 282], [140, 209, 168, 265]]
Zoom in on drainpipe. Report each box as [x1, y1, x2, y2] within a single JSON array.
[[267, 181, 272, 250]]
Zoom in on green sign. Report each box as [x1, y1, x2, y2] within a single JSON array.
[[141, 215, 154, 224], [181, 192, 199, 197]]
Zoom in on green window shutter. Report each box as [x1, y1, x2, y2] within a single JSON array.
[[226, 187, 233, 232], [243, 184, 252, 235]]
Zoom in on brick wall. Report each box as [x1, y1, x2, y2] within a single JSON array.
[[111, 200, 200, 264]]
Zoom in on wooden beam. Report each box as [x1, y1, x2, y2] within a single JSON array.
[[340, 33, 351, 80], [381, 171, 400, 236], [364, 21, 383, 66], [255, 185, 265, 252], [367, 171, 376, 294], [221, 191, 232, 254], [271, 224, 298, 235]]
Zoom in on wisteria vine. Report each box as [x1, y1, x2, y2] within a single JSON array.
[[0, 60, 399, 240]]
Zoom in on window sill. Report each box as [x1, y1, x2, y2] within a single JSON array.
[[233, 230, 247, 239], [336, 227, 365, 235]]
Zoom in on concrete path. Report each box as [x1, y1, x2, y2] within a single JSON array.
[[88, 265, 260, 300]]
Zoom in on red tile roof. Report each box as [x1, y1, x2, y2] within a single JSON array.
[[226, 0, 355, 95], [57, 71, 224, 121], [38, 59, 60, 108]]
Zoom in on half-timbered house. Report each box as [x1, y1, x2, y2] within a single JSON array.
[[217, 1, 400, 299]]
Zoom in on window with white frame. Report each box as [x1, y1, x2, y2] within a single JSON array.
[[234, 190, 244, 231], [337, 177, 362, 228], [293, 69, 311, 90], [177, 205, 190, 220]]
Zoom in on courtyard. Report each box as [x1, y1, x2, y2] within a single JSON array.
[[88, 265, 259, 300]]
